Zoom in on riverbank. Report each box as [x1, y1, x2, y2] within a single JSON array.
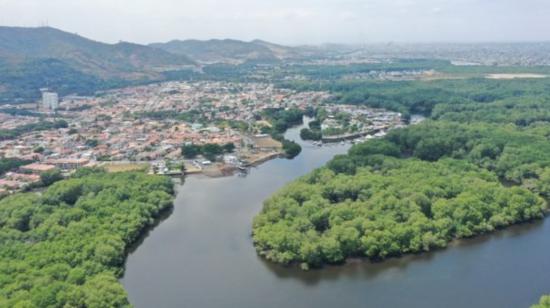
[[95, 149, 285, 178], [174, 120, 307, 178], [122, 119, 550, 308], [121, 121, 550, 308]]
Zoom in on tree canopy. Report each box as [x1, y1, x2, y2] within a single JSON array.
[[253, 155, 545, 269], [255, 76, 550, 271], [0, 170, 174, 307], [0, 158, 33, 176], [533, 296, 550, 308]]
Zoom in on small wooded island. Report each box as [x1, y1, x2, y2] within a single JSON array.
[[253, 124, 548, 268]]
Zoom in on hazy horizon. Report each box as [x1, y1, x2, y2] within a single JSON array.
[[0, 0, 549, 45]]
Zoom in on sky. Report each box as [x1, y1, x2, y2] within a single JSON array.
[[0, 0, 549, 45]]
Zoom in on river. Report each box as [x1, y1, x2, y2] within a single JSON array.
[[121, 121, 550, 308]]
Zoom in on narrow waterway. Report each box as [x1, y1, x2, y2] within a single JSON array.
[[121, 121, 550, 308]]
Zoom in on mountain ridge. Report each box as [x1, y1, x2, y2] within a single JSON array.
[[0, 26, 196, 79], [0, 26, 307, 103], [0, 26, 202, 103], [149, 38, 300, 64]]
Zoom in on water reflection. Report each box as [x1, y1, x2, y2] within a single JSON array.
[[125, 206, 175, 256]]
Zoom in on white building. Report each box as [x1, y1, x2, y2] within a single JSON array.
[[42, 92, 59, 111]]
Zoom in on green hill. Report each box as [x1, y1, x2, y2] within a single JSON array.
[[0, 26, 196, 103], [0, 26, 195, 77]]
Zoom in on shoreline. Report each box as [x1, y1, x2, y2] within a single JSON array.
[[255, 214, 548, 271]]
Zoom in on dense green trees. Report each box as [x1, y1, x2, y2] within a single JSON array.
[[39, 169, 63, 187], [380, 121, 550, 187], [300, 117, 323, 141], [0, 158, 33, 176], [280, 76, 550, 122], [200, 144, 224, 161], [255, 75, 550, 271], [181, 144, 201, 159], [281, 139, 302, 159], [300, 128, 322, 141], [181, 142, 235, 161], [253, 155, 545, 268], [222, 142, 236, 153], [0, 170, 174, 307], [254, 119, 550, 268], [261, 108, 304, 158], [262, 108, 305, 134]]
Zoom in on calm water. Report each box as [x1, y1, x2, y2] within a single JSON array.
[[121, 122, 550, 308]]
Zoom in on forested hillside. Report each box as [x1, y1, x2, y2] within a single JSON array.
[[0, 26, 194, 75], [0, 26, 196, 103], [254, 76, 550, 272], [0, 170, 174, 307]]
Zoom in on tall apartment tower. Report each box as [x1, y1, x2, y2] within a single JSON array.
[[42, 92, 59, 111]]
